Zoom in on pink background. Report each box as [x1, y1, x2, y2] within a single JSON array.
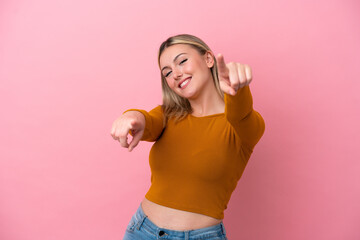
[[1, 0, 359, 239]]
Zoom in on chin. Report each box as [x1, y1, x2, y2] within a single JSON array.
[[175, 86, 197, 99]]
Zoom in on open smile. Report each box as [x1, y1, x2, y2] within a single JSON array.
[[178, 77, 191, 89]]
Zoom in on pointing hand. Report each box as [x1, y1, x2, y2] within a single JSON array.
[[216, 54, 252, 96], [110, 111, 145, 152]]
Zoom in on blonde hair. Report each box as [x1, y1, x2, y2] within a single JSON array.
[[158, 34, 224, 126]]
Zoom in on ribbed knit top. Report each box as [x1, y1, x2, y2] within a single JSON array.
[[123, 85, 265, 219]]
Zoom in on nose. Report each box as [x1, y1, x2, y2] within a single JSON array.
[[173, 68, 183, 80]]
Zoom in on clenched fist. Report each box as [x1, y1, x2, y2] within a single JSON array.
[[110, 111, 145, 152]]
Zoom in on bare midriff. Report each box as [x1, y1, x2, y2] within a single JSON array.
[[141, 197, 222, 231]]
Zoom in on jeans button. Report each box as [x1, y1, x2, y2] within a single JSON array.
[[159, 230, 165, 236]]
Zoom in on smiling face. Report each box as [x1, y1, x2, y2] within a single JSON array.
[[159, 44, 215, 100]]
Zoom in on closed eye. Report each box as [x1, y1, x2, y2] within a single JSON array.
[[180, 59, 188, 64], [165, 71, 172, 77], [164, 59, 187, 77]]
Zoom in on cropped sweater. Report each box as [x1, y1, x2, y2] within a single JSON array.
[[123, 85, 265, 219]]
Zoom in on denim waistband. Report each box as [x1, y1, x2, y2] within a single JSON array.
[[132, 202, 226, 239]]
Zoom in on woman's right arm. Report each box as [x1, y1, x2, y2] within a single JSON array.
[[123, 105, 164, 142], [110, 105, 164, 152]]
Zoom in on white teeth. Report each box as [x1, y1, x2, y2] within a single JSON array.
[[180, 79, 189, 88]]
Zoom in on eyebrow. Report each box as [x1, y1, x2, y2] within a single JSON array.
[[161, 53, 186, 72]]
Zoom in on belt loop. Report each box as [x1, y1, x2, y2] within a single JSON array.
[[220, 222, 227, 235], [184, 230, 189, 240], [136, 215, 146, 230]]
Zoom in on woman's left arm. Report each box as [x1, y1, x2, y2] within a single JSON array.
[[217, 54, 265, 151]]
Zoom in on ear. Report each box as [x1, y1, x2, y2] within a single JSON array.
[[204, 51, 215, 68]]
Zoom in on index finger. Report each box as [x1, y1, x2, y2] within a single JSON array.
[[216, 54, 228, 76]]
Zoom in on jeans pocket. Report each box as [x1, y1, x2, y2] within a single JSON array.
[[126, 215, 138, 232]]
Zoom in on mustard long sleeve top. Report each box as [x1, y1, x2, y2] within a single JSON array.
[[123, 85, 265, 219]]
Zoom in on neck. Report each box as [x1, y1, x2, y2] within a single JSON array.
[[188, 80, 225, 117]]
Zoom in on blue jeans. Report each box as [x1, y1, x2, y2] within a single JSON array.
[[123, 202, 228, 240]]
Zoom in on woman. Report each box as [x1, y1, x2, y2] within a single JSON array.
[[111, 34, 265, 240]]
